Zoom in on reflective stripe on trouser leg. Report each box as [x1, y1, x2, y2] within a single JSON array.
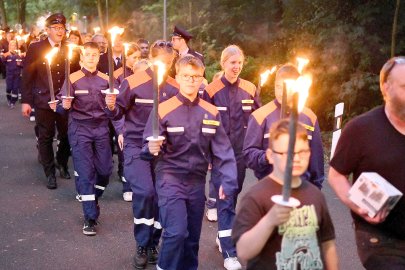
[[211, 168, 238, 258], [217, 195, 237, 258], [124, 144, 160, 247], [157, 176, 205, 270], [69, 122, 111, 220]]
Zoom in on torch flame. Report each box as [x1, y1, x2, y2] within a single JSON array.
[[23, 34, 30, 43], [283, 79, 296, 96], [93, 27, 101, 33], [260, 66, 277, 87], [154, 60, 166, 86], [293, 75, 312, 112], [108, 26, 124, 47], [18, 29, 23, 35], [123, 43, 130, 56], [45, 47, 59, 65], [16, 35, 22, 41], [71, 26, 78, 31], [67, 44, 77, 60], [296, 57, 309, 74]]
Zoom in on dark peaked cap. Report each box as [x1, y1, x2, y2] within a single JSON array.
[[45, 13, 66, 27], [172, 25, 193, 41]]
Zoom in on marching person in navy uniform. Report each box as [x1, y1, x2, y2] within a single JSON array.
[[52, 41, 119, 235], [112, 42, 142, 201], [243, 64, 324, 188], [2, 40, 23, 109], [202, 45, 260, 270], [169, 25, 204, 77], [21, 13, 79, 189], [142, 55, 237, 270], [106, 40, 178, 269]]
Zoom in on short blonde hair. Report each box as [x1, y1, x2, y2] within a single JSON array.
[[220, 45, 244, 69]]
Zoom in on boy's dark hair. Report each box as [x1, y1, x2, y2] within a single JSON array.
[[137, 38, 149, 45], [268, 119, 308, 148], [175, 55, 205, 74], [82, 41, 99, 51]]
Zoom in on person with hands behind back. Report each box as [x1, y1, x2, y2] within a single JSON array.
[[232, 119, 338, 270]]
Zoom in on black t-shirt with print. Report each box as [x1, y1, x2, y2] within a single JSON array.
[[232, 177, 335, 270]]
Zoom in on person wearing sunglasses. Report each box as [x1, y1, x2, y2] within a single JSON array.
[[169, 25, 204, 77], [21, 13, 80, 189], [329, 56, 405, 269], [105, 39, 179, 269], [243, 64, 324, 189]]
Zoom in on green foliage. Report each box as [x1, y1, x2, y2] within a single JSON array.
[[9, 0, 404, 131]]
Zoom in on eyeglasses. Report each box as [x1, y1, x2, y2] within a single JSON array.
[[153, 41, 173, 48], [49, 26, 66, 32], [381, 57, 405, 83], [271, 149, 310, 158], [178, 74, 204, 82]]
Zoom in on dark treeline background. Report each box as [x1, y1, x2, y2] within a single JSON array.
[[1, 0, 404, 130]]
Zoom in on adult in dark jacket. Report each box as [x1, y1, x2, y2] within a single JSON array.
[[21, 13, 79, 189]]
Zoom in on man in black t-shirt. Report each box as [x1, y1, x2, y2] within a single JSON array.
[[232, 119, 337, 270], [329, 56, 405, 269]]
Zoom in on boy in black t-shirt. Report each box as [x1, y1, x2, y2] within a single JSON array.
[[232, 119, 338, 270]]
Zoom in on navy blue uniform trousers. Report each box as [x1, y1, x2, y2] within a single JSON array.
[[68, 120, 112, 220], [156, 173, 206, 270], [124, 143, 161, 247]]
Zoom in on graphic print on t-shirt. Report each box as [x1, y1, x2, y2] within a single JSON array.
[[276, 205, 323, 270]]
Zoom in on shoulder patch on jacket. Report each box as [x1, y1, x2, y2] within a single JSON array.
[[239, 79, 256, 97], [158, 96, 183, 119], [205, 79, 225, 98], [166, 76, 180, 88], [251, 100, 277, 126], [113, 67, 123, 79], [127, 70, 151, 89], [199, 99, 219, 117], [70, 70, 85, 84], [97, 71, 109, 81], [302, 107, 317, 126]]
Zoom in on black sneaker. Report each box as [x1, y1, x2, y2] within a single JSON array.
[[82, 219, 97, 236], [133, 246, 147, 269], [147, 246, 158, 264]]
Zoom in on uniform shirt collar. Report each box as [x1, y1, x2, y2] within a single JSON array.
[[48, 38, 61, 48], [179, 48, 189, 58], [81, 67, 98, 76], [176, 92, 199, 106], [221, 75, 239, 87]]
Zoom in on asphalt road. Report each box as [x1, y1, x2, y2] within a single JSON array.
[[0, 80, 364, 270]]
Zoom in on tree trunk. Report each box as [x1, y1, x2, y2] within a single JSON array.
[[391, 0, 401, 57], [96, 0, 105, 33], [0, 0, 7, 28], [16, 0, 26, 26]]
